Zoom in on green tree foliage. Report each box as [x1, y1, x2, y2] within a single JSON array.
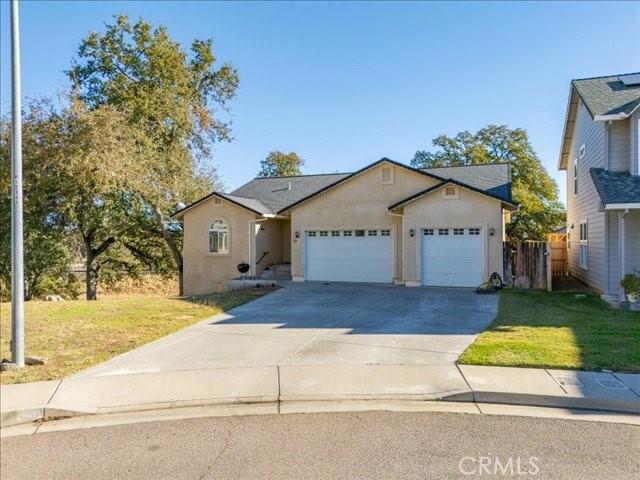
[[0, 101, 75, 300], [1, 98, 173, 301], [68, 15, 239, 295], [410, 125, 565, 240], [258, 150, 305, 177]]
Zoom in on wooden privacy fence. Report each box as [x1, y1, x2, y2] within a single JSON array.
[[547, 233, 568, 278], [503, 241, 551, 291]]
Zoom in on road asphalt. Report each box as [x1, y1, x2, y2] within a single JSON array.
[[1, 411, 638, 479]]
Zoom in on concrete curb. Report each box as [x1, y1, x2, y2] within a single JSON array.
[[2, 387, 639, 428], [2, 366, 639, 427]]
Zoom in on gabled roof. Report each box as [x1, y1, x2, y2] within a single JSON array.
[[274, 158, 446, 214], [388, 179, 517, 211], [422, 163, 512, 203], [559, 72, 640, 170], [173, 158, 514, 218], [590, 168, 640, 207], [172, 191, 272, 218]]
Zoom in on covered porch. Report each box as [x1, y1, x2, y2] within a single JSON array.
[[248, 217, 292, 280], [606, 207, 640, 302]]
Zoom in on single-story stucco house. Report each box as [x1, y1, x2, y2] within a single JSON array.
[[173, 158, 516, 295]]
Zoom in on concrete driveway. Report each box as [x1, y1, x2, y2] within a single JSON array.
[[79, 283, 498, 377]]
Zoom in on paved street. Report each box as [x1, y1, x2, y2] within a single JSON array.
[[77, 283, 498, 377], [2, 411, 638, 479]]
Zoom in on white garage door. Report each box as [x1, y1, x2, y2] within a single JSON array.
[[421, 227, 483, 287], [305, 229, 393, 283]]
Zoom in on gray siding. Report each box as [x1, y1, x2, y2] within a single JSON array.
[[566, 100, 607, 292], [631, 110, 640, 176], [608, 118, 631, 172]]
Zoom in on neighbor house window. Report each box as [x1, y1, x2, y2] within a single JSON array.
[[579, 221, 588, 270], [208, 219, 229, 254], [573, 157, 578, 196]]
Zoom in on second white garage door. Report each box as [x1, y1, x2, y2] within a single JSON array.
[[305, 229, 393, 283], [421, 227, 483, 287]]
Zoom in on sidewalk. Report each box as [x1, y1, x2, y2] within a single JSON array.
[[2, 364, 639, 427]]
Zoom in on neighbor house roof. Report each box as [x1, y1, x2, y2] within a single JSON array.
[[173, 158, 514, 218], [559, 72, 640, 169], [573, 73, 640, 119], [590, 168, 640, 207]]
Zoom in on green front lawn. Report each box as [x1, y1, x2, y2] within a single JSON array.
[[459, 290, 640, 372], [0, 288, 274, 384]]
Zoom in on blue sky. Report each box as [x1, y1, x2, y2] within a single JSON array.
[[1, 1, 639, 204]]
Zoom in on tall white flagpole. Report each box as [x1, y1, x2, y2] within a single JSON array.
[[10, 0, 25, 368]]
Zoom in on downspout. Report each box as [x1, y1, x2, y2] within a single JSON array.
[[248, 218, 269, 277]]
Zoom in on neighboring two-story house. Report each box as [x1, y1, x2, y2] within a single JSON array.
[[558, 72, 640, 300]]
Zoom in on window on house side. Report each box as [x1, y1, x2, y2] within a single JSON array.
[[573, 158, 578, 196], [579, 221, 588, 270], [208, 219, 229, 254]]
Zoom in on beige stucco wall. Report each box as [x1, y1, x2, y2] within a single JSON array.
[[182, 197, 258, 295], [289, 164, 440, 281], [401, 186, 505, 284], [182, 163, 507, 293]]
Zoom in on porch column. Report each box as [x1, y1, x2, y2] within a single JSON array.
[[619, 211, 627, 302]]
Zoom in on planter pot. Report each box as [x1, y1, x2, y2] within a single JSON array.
[[626, 292, 639, 304]]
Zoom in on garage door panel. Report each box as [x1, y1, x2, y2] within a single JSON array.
[[306, 232, 393, 283], [421, 228, 483, 287]]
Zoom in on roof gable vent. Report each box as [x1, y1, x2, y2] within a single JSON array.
[[619, 73, 640, 86]]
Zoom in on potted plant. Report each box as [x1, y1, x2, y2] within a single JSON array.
[[620, 274, 640, 303]]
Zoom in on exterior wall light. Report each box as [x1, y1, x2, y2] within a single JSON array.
[[295, 231, 300, 239], [409, 228, 415, 237], [489, 227, 495, 236]]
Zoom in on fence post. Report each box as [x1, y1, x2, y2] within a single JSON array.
[[546, 245, 552, 292]]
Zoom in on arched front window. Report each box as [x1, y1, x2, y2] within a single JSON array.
[[209, 219, 229, 254]]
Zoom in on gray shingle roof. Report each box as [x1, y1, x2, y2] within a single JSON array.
[[590, 168, 640, 205], [222, 194, 272, 215], [422, 163, 512, 202], [573, 73, 640, 118], [230, 173, 350, 212], [174, 160, 513, 217]]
